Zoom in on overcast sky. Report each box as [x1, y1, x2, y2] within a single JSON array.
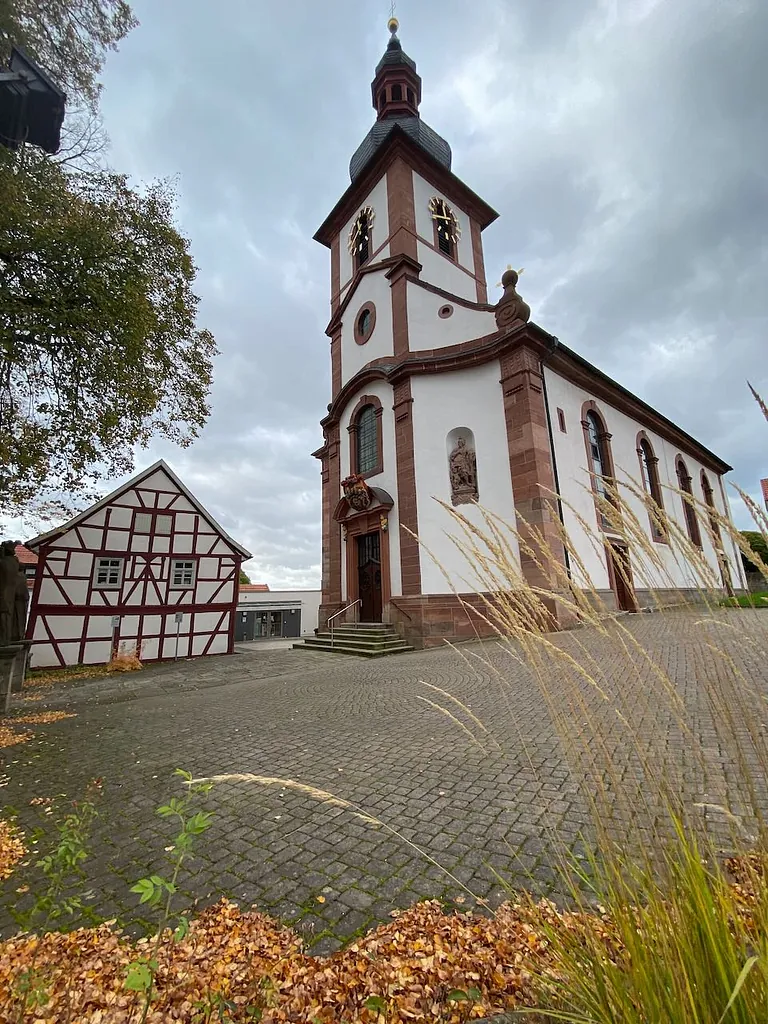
[[12, 0, 768, 585]]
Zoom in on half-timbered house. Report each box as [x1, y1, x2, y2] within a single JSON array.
[[25, 460, 251, 668]]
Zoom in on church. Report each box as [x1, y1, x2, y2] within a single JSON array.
[[312, 19, 744, 649]]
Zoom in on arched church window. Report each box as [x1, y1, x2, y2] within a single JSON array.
[[587, 412, 609, 494], [676, 456, 702, 548], [700, 471, 722, 547], [428, 196, 460, 260], [356, 405, 378, 475], [637, 434, 667, 542], [347, 206, 374, 270], [391, 83, 402, 101], [582, 406, 615, 529]]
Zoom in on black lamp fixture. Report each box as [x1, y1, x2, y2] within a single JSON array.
[[0, 46, 66, 154]]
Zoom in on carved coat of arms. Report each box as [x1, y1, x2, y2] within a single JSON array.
[[341, 474, 372, 512]]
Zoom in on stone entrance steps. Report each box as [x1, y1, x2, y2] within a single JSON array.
[[293, 623, 414, 658]]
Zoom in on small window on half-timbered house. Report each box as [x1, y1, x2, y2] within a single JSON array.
[[171, 559, 196, 587], [156, 514, 172, 534], [134, 512, 173, 534], [134, 512, 152, 533], [94, 557, 123, 588]]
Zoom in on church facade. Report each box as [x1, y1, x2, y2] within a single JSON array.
[[312, 20, 744, 648]]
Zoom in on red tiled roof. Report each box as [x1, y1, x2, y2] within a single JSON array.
[[761, 478, 768, 506], [15, 543, 38, 565], [239, 583, 270, 592]]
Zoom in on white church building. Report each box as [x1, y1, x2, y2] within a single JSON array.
[[312, 19, 744, 648]]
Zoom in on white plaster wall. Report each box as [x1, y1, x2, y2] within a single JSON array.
[[717, 477, 747, 589], [544, 368, 741, 591], [78, 526, 103, 549], [31, 642, 58, 668], [339, 175, 390, 289], [416, 242, 476, 302], [69, 552, 92, 577], [57, 642, 80, 664], [411, 363, 520, 594], [339, 378, 402, 599], [413, 172, 473, 272], [41, 615, 82, 641], [114, 491, 140, 507], [83, 640, 112, 665], [106, 505, 132, 528], [406, 282, 496, 353], [87, 617, 113, 639], [139, 469, 172, 492], [340, 269, 394, 387], [199, 557, 218, 578]]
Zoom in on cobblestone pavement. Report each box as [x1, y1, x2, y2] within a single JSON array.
[[2, 610, 767, 953]]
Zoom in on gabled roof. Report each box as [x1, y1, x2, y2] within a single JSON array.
[[239, 583, 270, 593], [14, 543, 38, 565], [25, 459, 252, 559]]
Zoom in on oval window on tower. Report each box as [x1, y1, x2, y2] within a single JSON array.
[[354, 302, 376, 345]]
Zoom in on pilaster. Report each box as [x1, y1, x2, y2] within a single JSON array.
[[393, 378, 421, 595], [499, 344, 574, 626]]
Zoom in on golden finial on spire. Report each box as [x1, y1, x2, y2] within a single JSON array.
[[388, 0, 399, 34]]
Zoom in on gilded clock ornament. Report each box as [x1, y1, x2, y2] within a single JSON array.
[[428, 196, 461, 243], [347, 206, 375, 256]]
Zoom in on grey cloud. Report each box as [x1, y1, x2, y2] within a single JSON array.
[[9, 0, 762, 576]]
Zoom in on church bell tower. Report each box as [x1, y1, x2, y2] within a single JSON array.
[[312, 20, 570, 646]]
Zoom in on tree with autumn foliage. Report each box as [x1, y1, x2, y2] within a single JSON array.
[[0, 0, 137, 111], [0, 1, 217, 517], [0, 149, 217, 515]]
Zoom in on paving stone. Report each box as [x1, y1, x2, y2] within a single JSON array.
[[2, 611, 767, 955]]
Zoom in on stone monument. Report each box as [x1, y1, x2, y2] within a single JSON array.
[[449, 437, 479, 506], [0, 540, 30, 710]]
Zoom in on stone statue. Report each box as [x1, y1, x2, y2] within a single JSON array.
[[0, 541, 20, 647], [449, 437, 479, 506]]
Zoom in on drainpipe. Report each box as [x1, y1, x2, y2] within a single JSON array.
[[541, 338, 572, 579]]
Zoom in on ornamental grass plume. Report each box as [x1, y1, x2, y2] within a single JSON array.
[[419, 386, 768, 1021]]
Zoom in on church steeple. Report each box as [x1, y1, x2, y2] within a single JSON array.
[[349, 19, 451, 181], [371, 18, 421, 120]]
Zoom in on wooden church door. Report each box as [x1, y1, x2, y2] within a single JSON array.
[[357, 531, 382, 622]]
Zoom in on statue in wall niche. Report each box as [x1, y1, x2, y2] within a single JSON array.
[[449, 437, 479, 506], [0, 541, 20, 647]]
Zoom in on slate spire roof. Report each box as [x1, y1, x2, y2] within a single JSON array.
[[349, 20, 452, 182]]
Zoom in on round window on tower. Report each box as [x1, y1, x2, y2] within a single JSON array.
[[438, 304, 454, 319], [354, 302, 377, 345]]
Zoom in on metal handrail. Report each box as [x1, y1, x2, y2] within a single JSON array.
[[328, 599, 360, 648]]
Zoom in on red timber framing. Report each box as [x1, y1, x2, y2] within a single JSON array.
[[24, 460, 251, 669]]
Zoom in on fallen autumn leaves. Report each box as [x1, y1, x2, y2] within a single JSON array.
[[0, 710, 76, 747], [0, 820, 26, 882], [0, 898, 547, 1022]]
